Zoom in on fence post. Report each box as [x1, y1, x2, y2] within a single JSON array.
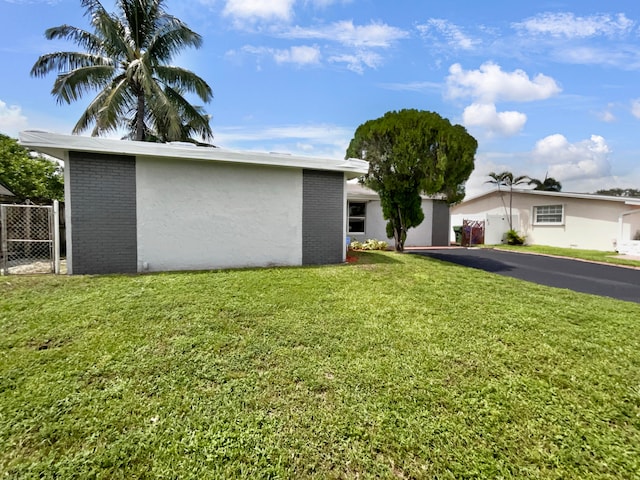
[[53, 200, 60, 274], [1, 205, 6, 275]]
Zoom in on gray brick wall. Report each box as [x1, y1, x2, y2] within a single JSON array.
[[302, 170, 344, 265], [431, 200, 450, 246], [68, 151, 137, 274]]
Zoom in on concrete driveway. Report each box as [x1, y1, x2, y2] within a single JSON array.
[[410, 248, 640, 304]]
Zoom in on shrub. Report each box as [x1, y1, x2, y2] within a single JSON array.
[[350, 239, 388, 251], [505, 229, 525, 245], [634, 230, 640, 241]]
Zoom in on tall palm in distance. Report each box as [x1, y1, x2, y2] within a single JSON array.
[[31, 0, 213, 143], [527, 175, 562, 192], [486, 171, 529, 230]]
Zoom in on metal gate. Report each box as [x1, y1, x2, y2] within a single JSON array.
[[462, 219, 485, 246], [1, 203, 58, 274]]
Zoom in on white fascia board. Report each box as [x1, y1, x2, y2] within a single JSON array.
[[19, 131, 368, 176], [461, 186, 640, 205]]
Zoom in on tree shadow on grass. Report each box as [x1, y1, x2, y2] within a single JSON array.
[[410, 251, 514, 273], [347, 250, 402, 265]]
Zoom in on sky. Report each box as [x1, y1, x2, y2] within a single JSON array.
[[2, 0, 640, 196]]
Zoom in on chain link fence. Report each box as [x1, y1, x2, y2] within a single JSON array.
[[1, 204, 55, 274]]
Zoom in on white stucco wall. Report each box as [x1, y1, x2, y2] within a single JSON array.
[[452, 191, 640, 251], [349, 199, 434, 247], [136, 157, 303, 271]]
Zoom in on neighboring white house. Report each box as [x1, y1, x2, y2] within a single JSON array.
[[346, 183, 451, 248], [19, 131, 369, 274], [451, 188, 640, 254]]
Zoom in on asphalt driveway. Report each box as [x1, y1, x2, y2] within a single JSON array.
[[411, 248, 640, 304]]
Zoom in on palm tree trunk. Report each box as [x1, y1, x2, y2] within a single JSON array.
[[509, 184, 513, 230], [135, 94, 145, 141]]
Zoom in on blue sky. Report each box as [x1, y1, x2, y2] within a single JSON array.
[[2, 0, 640, 195]]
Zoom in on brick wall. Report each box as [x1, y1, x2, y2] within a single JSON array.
[[302, 170, 344, 265], [68, 151, 137, 274]]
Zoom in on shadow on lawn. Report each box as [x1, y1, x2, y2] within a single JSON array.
[[410, 251, 514, 273], [347, 250, 402, 265]]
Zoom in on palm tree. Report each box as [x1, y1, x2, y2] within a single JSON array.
[[31, 0, 213, 143], [485, 171, 528, 230], [527, 175, 562, 192]]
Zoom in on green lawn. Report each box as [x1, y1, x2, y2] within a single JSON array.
[[491, 244, 640, 268], [1, 251, 639, 479]]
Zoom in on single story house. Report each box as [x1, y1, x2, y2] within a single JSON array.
[[19, 131, 369, 274], [451, 188, 640, 254], [346, 182, 450, 248]]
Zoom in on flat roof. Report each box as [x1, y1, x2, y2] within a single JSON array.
[[19, 131, 369, 178]]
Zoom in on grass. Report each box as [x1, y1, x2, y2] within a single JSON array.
[[489, 244, 640, 268], [1, 251, 639, 479]]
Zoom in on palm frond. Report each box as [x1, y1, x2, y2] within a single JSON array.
[[44, 26, 104, 55], [73, 75, 132, 135], [51, 64, 115, 103], [154, 65, 212, 102], [31, 52, 112, 78], [148, 17, 203, 62]]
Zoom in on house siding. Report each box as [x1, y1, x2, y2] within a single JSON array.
[[136, 158, 303, 271], [451, 191, 640, 251], [67, 151, 137, 274], [302, 170, 344, 264]]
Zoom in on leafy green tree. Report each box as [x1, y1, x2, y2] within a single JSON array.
[[0, 134, 64, 202], [527, 175, 562, 192], [346, 109, 477, 252], [31, 0, 213, 142], [595, 188, 640, 198], [485, 171, 529, 230]]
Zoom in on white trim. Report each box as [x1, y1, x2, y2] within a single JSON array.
[[461, 187, 640, 206], [347, 200, 367, 235], [532, 203, 565, 226], [19, 131, 369, 178]]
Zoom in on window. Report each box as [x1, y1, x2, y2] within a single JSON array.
[[533, 204, 564, 224], [348, 201, 366, 234]]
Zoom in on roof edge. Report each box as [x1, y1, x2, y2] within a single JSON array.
[[461, 186, 640, 205], [18, 131, 369, 176]]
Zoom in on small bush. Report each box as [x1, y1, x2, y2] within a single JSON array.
[[634, 230, 640, 241], [505, 229, 525, 245], [350, 239, 388, 251]]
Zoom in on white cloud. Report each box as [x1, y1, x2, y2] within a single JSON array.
[[213, 123, 353, 158], [328, 50, 382, 74], [631, 99, 640, 119], [281, 20, 409, 48], [239, 44, 321, 66], [304, 0, 351, 7], [0, 100, 28, 136], [513, 12, 634, 39], [462, 103, 527, 137], [273, 45, 321, 65], [378, 81, 442, 93], [223, 0, 295, 23], [598, 107, 616, 123], [532, 134, 612, 181], [417, 19, 479, 50], [446, 62, 561, 103]]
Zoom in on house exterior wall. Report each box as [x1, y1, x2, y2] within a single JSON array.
[[66, 151, 137, 274], [348, 199, 446, 247], [302, 170, 345, 264], [136, 157, 304, 272], [452, 191, 640, 251]]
